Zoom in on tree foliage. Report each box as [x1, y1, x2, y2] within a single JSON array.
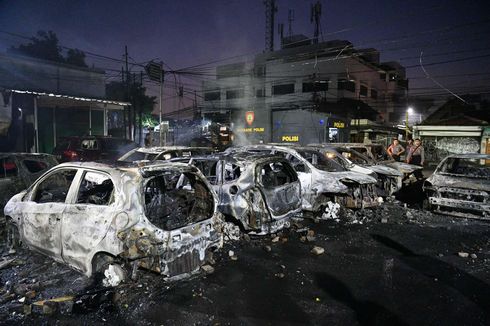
[[9, 30, 87, 68], [106, 80, 156, 116]]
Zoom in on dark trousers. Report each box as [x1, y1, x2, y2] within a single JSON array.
[[410, 155, 423, 179]]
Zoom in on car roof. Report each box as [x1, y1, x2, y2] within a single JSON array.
[[132, 146, 211, 154], [0, 152, 57, 159], [443, 153, 490, 159]]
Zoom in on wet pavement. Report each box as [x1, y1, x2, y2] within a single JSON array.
[[1, 195, 489, 325]]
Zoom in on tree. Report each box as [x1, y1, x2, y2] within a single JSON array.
[[66, 49, 88, 68], [9, 30, 88, 68]]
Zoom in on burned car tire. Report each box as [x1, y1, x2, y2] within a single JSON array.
[[92, 254, 127, 287], [6, 219, 22, 252]]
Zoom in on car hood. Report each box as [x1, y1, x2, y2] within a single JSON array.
[[323, 171, 378, 185], [383, 161, 423, 174], [369, 164, 403, 177], [427, 173, 490, 192]]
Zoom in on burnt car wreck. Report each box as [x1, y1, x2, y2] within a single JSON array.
[[4, 161, 223, 284], [225, 145, 380, 218], [173, 152, 303, 235], [423, 154, 490, 219]]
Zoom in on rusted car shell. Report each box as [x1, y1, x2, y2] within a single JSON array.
[[174, 153, 303, 235], [423, 154, 490, 219], [4, 162, 223, 279]]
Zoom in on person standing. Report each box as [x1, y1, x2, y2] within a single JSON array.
[[406, 138, 425, 179], [387, 138, 405, 161]]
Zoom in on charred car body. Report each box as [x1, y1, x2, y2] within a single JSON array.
[[172, 153, 302, 235], [332, 143, 423, 180], [309, 145, 403, 196], [117, 146, 216, 164], [423, 154, 490, 219], [1, 153, 58, 216], [4, 161, 223, 281], [226, 145, 379, 213]]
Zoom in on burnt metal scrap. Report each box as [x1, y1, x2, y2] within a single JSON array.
[[4, 161, 223, 283], [225, 145, 380, 213], [173, 152, 303, 235], [423, 154, 490, 219]]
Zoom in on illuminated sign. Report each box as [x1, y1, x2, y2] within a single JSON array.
[[237, 127, 265, 133], [245, 111, 255, 126], [333, 121, 345, 128], [282, 135, 299, 142]]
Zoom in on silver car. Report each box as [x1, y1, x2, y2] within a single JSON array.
[[4, 161, 223, 282]]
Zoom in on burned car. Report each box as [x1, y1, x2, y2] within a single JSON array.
[[4, 161, 223, 283], [332, 143, 423, 180], [172, 153, 302, 235], [117, 146, 215, 164], [0, 153, 58, 216], [309, 144, 403, 196], [226, 145, 380, 216], [423, 154, 490, 219]]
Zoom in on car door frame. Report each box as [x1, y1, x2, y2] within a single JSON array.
[[19, 167, 81, 261], [60, 168, 118, 273]]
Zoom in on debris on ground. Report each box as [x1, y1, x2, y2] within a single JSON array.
[[311, 246, 325, 255], [222, 222, 241, 242], [458, 252, 469, 258], [321, 201, 341, 220], [263, 245, 272, 252], [103, 264, 125, 287], [201, 265, 215, 275]]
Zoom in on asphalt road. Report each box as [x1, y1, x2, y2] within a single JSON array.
[[1, 205, 489, 325]]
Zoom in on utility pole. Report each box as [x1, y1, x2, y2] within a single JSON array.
[[311, 1, 322, 44], [124, 45, 132, 140], [159, 61, 164, 146], [264, 0, 277, 52]]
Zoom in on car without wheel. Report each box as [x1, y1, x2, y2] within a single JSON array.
[[423, 154, 490, 219], [171, 152, 302, 235], [4, 161, 223, 283]]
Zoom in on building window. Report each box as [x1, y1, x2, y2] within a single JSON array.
[[371, 89, 378, 99], [389, 73, 397, 81], [256, 88, 265, 98], [204, 91, 220, 101], [272, 84, 295, 95], [226, 88, 244, 99], [360, 85, 368, 97], [302, 81, 329, 93], [337, 79, 355, 92]]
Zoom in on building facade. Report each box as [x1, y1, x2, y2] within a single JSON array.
[[0, 53, 129, 153], [201, 38, 408, 145]]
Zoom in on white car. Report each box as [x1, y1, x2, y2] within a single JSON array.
[[5, 161, 223, 282]]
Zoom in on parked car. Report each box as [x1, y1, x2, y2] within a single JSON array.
[[309, 144, 403, 196], [171, 152, 302, 235], [226, 145, 380, 215], [4, 161, 223, 282], [331, 143, 423, 179], [0, 153, 58, 216], [423, 154, 490, 219], [53, 136, 138, 163], [117, 146, 216, 164]]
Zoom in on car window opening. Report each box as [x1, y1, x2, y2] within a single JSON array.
[[144, 171, 213, 230], [33, 169, 77, 203], [76, 171, 115, 205], [260, 161, 297, 188]]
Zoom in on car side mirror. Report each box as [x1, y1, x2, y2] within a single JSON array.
[[229, 185, 239, 195]]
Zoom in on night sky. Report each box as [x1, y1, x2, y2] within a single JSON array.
[[1, 0, 490, 112]]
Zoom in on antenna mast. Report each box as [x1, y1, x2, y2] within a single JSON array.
[[311, 1, 322, 44], [264, 0, 278, 52]]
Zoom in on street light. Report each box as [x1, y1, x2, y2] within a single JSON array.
[[405, 107, 413, 140]]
